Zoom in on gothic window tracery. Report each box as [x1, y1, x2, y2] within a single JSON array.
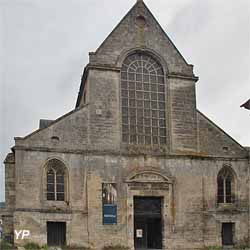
[[121, 52, 167, 145], [46, 159, 67, 201], [217, 167, 235, 204]]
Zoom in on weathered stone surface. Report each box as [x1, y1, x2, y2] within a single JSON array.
[[1, 1, 249, 250]]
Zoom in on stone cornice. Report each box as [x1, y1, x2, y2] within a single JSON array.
[[15, 208, 87, 214], [4, 153, 15, 164], [75, 63, 198, 108], [168, 73, 199, 82], [13, 145, 249, 162], [87, 64, 121, 72]]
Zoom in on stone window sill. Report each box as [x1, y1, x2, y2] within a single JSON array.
[[217, 203, 237, 211], [43, 200, 70, 210]]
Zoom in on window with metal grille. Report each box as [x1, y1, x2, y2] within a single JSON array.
[[47, 221, 66, 246], [217, 167, 235, 204], [121, 52, 167, 145], [46, 159, 66, 201]]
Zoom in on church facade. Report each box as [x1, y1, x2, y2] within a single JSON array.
[[2, 1, 250, 249]]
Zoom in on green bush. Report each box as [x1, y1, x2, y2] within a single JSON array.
[[204, 246, 222, 250], [204, 246, 250, 250], [24, 242, 41, 250], [62, 245, 91, 250], [103, 245, 129, 250], [0, 239, 13, 250], [62, 246, 91, 250], [41, 244, 49, 250]]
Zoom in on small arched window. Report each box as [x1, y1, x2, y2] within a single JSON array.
[[46, 159, 67, 201], [121, 52, 167, 145], [217, 167, 235, 204]]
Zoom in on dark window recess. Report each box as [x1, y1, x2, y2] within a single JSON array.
[[217, 167, 234, 204], [121, 52, 167, 145], [102, 183, 117, 225], [47, 222, 66, 246], [222, 223, 234, 246], [217, 177, 224, 203], [51, 136, 60, 141], [4, 234, 14, 244], [225, 177, 232, 203]]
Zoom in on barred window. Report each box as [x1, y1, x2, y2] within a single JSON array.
[[46, 159, 67, 201], [121, 52, 166, 145], [217, 167, 235, 204]]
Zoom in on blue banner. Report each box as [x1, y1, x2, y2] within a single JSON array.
[[103, 204, 117, 225]]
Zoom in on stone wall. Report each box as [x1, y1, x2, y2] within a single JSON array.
[[6, 150, 249, 249], [2, 1, 250, 250], [198, 111, 248, 158], [4, 153, 15, 211], [2, 153, 15, 243], [90, 1, 194, 76], [15, 106, 89, 152]]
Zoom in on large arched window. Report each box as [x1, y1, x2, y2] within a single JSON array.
[[46, 159, 67, 201], [217, 167, 235, 204], [121, 52, 166, 145]]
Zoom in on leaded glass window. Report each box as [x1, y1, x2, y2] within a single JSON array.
[[217, 167, 235, 204], [46, 159, 66, 201], [121, 52, 166, 145]]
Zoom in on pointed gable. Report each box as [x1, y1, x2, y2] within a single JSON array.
[[15, 106, 89, 151], [197, 111, 248, 157], [89, 1, 194, 77]]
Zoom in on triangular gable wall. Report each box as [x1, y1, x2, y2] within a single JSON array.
[[197, 110, 248, 158], [90, 1, 194, 77]]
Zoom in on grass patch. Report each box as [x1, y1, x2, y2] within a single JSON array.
[[24, 242, 41, 250], [0, 240, 14, 250], [204, 246, 222, 250], [103, 245, 129, 250]]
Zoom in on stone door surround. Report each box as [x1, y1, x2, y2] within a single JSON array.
[[125, 170, 174, 250]]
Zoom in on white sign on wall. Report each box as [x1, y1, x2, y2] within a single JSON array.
[[136, 229, 143, 238]]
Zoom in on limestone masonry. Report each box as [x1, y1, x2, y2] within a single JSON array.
[[1, 1, 250, 250]]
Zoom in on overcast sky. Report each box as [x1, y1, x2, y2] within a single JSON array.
[[0, 0, 249, 202]]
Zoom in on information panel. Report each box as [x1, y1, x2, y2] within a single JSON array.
[[103, 204, 117, 225]]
